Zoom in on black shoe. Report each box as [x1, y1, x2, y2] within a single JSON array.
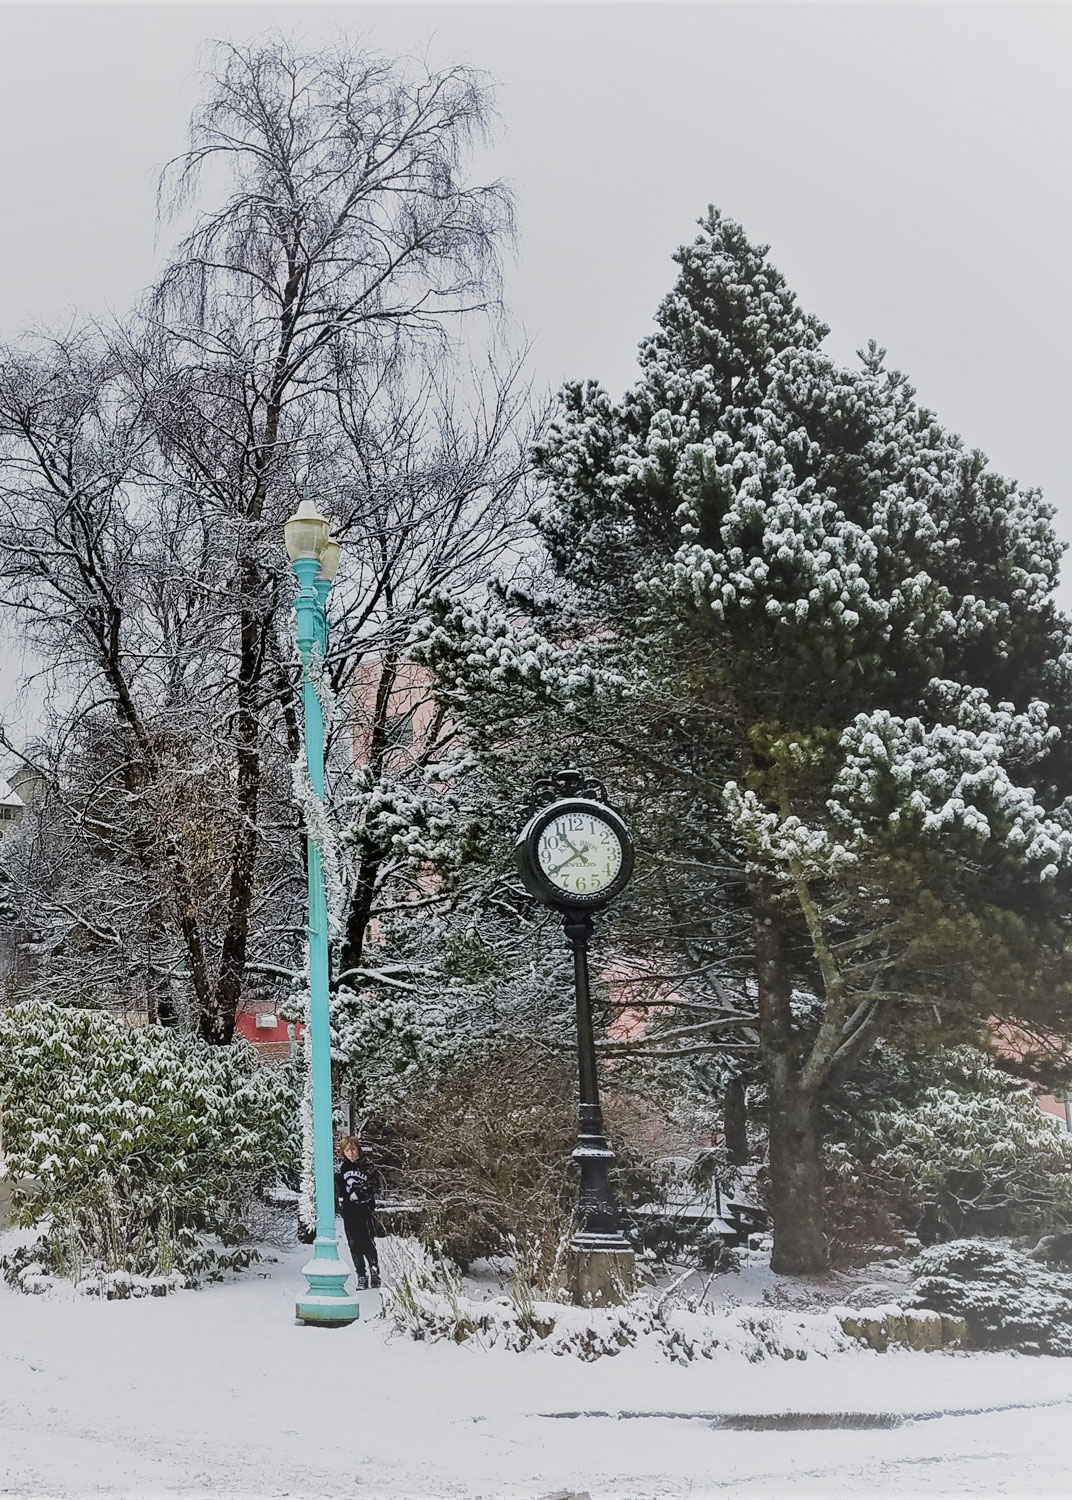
[[370, 1270, 381, 1289], [355, 1274, 368, 1290]]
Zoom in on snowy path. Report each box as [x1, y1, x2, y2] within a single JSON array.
[[3, 1245, 1072, 1498]]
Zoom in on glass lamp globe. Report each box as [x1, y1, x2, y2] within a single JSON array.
[[318, 537, 341, 582], [284, 498, 330, 561]]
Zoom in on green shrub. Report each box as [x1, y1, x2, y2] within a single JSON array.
[[0, 1002, 298, 1289], [827, 1047, 1072, 1251], [909, 1238, 1072, 1355]]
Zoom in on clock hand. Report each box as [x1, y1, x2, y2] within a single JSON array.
[[549, 838, 602, 878]]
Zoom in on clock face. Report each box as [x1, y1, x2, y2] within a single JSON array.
[[536, 810, 625, 899]]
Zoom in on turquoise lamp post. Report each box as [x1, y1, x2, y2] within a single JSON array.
[[285, 498, 360, 1328]]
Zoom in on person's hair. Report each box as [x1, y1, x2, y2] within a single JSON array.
[[337, 1135, 359, 1154]]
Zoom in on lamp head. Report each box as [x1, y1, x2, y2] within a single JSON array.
[[284, 498, 330, 562], [318, 537, 341, 583]]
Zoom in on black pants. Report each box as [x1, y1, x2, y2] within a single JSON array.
[[343, 1213, 379, 1279]]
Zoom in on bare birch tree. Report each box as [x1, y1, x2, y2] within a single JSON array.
[[0, 38, 530, 1040]]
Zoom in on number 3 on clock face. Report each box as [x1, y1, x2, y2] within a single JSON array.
[[536, 812, 624, 897]]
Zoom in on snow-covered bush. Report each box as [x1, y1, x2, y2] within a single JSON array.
[[908, 1238, 1072, 1355], [379, 1237, 479, 1340], [828, 1048, 1072, 1250], [0, 1003, 298, 1291], [382, 1249, 855, 1362]]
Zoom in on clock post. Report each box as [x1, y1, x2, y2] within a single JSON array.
[[563, 905, 636, 1302], [515, 770, 636, 1306]]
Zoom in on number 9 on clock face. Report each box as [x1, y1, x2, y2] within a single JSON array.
[[536, 812, 625, 898]]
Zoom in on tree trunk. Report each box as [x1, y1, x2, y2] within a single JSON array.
[[155, 981, 180, 1029], [723, 1074, 748, 1165], [210, 595, 264, 1045], [337, 652, 398, 986], [338, 848, 383, 984], [766, 1079, 828, 1274], [752, 883, 829, 1275]]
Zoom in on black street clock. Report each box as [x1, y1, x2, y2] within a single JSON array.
[[515, 797, 634, 911], [514, 770, 637, 1302]]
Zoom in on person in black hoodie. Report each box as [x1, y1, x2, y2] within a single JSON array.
[[335, 1136, 380, 1289]]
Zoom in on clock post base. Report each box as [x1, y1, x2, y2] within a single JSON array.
[[567, 1240, 636, 1307]]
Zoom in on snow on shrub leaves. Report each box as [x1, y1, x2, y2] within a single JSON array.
[[382, 1242, 854, 1363], [0, 1003, 298, 1291], [909, 1239, 1072, 1355], [829, 1048, 1072, 1244]]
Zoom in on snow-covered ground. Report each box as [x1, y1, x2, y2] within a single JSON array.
[[3, 1236, 1072, 1499]]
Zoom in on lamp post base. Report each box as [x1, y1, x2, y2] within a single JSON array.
[[294, 1295, 362, 1327], [295, 1237, 361, 1326], [567, 1238, 636, 1307]]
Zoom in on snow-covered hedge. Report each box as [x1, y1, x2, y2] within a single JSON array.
[[909, 1239, 1072, 1355], [0, 1003, 298, 1292], [380, 1240, 854, 1363], [378, 1241, 971, 1361], [387, 1282, 854, 1363]]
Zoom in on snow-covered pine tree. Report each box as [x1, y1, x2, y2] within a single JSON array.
[[419, 208, 1072, 1273]]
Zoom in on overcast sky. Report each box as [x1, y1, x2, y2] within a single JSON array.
[[1, 0, 1070, 722]]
